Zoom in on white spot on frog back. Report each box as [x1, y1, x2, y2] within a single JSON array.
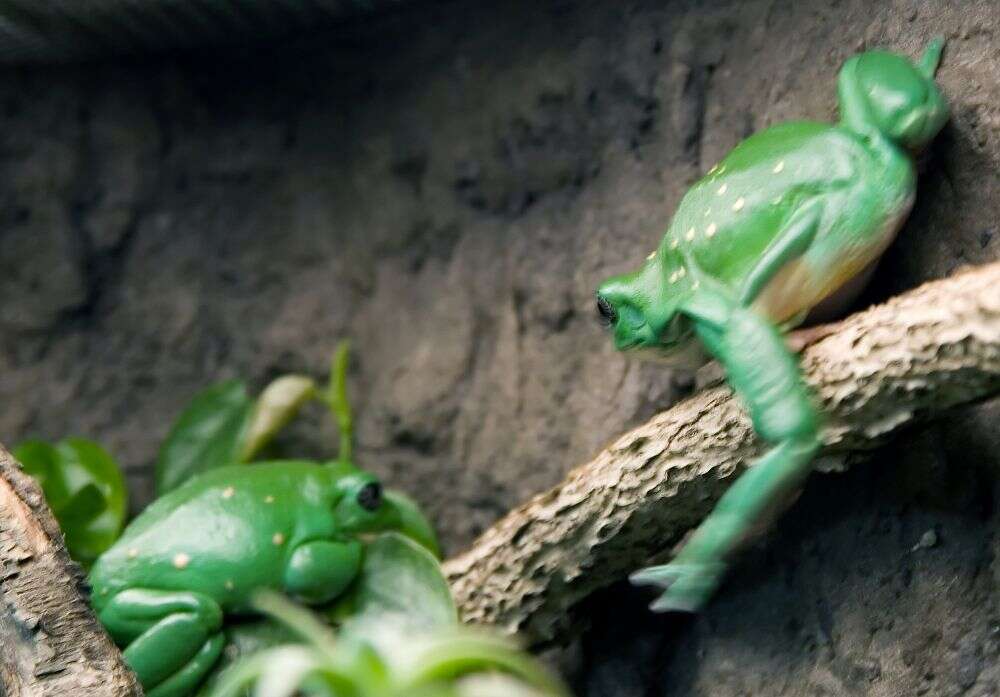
[[685, 227, 695, 241], [717, 184, 728, 195], [222, 487, 235, 499], [732, 197, 745, 212], [173, 553, 190, 569], [706, 223, 717, 237], [272, 532, 285, 545], [773, 160, 785, 173]]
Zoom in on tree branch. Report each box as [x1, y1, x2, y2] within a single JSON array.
[[444, 262, 1000, 646], [0, 445, 141, 696]]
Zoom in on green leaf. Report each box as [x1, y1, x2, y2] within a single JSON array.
[[327, 532, 457, 654], [241, 375, 317, 462], [199, 535, 451, 693], [199, 540, 566, 697], [56, 439, 128, 566], [15, 440, 69, 508], [397, 632, 570, 697], [457, 673, 557, 697], [199, 646, 330, 697], [384, 489, 441, 559], [156, 380, 253, 495], [14, 438, 127, 567], [199, 595, 374, 697], [58, 484, 107, 526], [323, 341, 354, 462], [253, 590, 340, 656], [195, 620, 300, 697]]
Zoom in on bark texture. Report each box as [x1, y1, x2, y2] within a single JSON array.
[[445, 262, 1000, 646], [0, 445, 140, 696]]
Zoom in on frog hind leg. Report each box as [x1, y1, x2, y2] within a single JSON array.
[[631, 288, 820, 612], [146, 633, 226, 697], [99, 588, 225, 697], [738, 199, 823, 309]]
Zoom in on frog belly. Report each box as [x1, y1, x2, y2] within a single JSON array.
[[752, 212, 905, 327]]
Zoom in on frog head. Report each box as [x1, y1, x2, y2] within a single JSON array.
[[329, 466, 441, 558], [838, 38, 948, 151], [595, 259, 706, 368]]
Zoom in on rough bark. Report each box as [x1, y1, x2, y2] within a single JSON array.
[[0, 445, 141, 696], [444, 261, 1000, 646]]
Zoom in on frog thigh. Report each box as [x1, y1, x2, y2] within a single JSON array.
[[738, 199, 823, 309]]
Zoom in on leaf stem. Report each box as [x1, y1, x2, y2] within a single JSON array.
[[326, 341, 354, 462]]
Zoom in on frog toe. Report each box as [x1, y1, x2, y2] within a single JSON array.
[[143, 632, 225, 697], [630, 561, 727, 613]]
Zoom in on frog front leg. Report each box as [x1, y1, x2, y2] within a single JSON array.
[[99, 588, 226, 697], [284, 539, 363, 604], [631, 289, 820, 612]]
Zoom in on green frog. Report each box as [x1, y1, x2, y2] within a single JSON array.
[[89, 461, 436, 697], [596, 39, 948, 612]]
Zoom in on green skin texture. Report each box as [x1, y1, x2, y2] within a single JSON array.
[[89, 461, 436, 697], [596, 40, 948, 613]]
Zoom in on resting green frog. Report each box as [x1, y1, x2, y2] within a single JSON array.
[[89, 461, 436, 697]]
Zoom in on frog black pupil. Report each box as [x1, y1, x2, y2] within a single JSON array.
[[596, 297, 616, 326], [357, 482, 382, 511]]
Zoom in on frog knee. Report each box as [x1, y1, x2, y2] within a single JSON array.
[[186, 595, 222, 632], [103, 588, 223, 635], [754, 395, 819, 446]]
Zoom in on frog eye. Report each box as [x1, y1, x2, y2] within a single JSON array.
[[356, 482, 383, 512], [596, 296, 617, 327]]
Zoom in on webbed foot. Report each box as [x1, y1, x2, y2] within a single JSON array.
[[630, 560, 727, 613]]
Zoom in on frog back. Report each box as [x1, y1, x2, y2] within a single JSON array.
[[659, 121, 911, 293], [89, 462, 338, 612]]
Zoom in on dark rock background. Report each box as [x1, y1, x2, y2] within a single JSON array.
[[1, 0, 999, 694]]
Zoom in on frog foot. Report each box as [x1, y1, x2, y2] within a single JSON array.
[[99, 588, 226, 697], [629, 560, 727, 613]]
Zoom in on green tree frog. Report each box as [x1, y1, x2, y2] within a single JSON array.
[[88, 460, 437, 697], [596, 40, 948, 612]]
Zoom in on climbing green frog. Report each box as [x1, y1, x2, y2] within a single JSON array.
[[596, 40, 948, 612], [88, 460, 437, 697]]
